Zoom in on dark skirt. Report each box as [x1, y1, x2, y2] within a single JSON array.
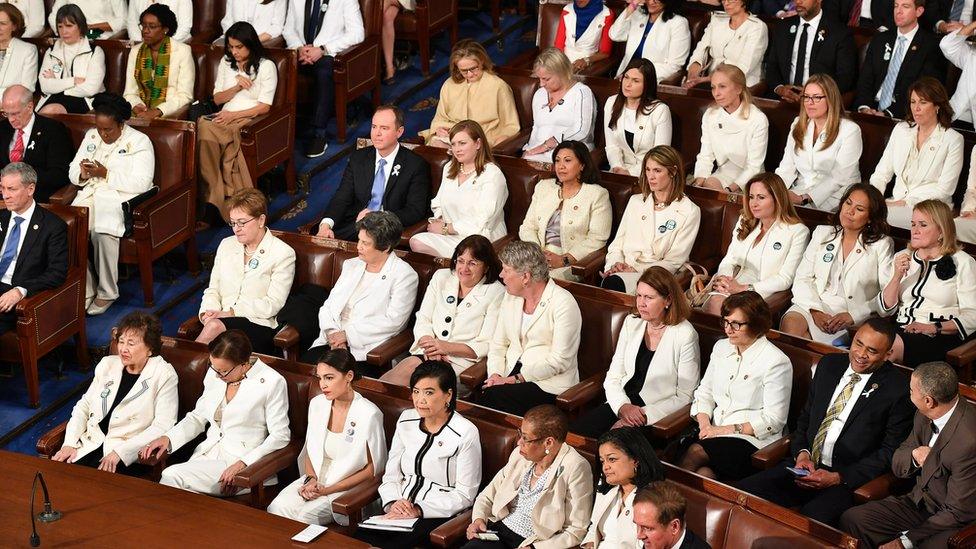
[[219, 317, 278, 355], [477, 382, 557, 417], [354, 516, 449, 548], [570, 402, 619, 439], [459, 521, 525, 548], [697, 436, 761, 481], [897, 327, 971, 367], [40, 93, 91, 114], [73, 445, 152, 477]]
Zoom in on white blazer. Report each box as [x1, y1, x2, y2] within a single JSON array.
[[693, 103, 768, 189], [603, 95, 672, 176], [430, 162, 508, 243], [222, 0, 288, 40], [488, 278, 582, 395], [0, 38, 38, 95], [49, 0, 126, 33], [298, 393, 387, 489], [283, 0, 365, 54], [717, 217, 811, 298], [6, 0, 44, 38], [582, 487, 637, 548], [941, 31, 976, 124], [559, 3, 614, 62], [687, 13, 767, 87], [311, 253, 419, 360], [122, 38, 195, 117], [63, 355, 178, 466], [962, 147, 976, 213], [775, 118, 863, 211], [604, 194, 701, 275], [200, 230, 297, 329], [127, 0, 193, 43], [37, 40, 106, 110], [879, 249, 976, 338], [603, 317, 700, 424], [410, 268, 505, 372], [869, 122, 965, 207], [166, 359, 291, 467], [609, 10, 690, 80], [690, 336, 793, 447], [792, 225, 894, 323], [519, 179, 612, 261]]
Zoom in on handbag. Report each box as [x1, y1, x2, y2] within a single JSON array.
[[189, 98, 218, 122], [121, 186, 159, 237], [683, 263, 712, 308]]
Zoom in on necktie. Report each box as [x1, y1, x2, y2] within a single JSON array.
[[9, 129, 24, 163], [811, 372, 861, 464], [0, 216, 24, 278], [367, 158, 387, 211], [950, 0, 965, 22], [848, 0, 863, 27], [305, 0, 322, 44], [931, 421, 940, 435], [878, 36, 907, 112], [793, 23, 810, 87]]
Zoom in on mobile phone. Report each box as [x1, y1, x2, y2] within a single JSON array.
[[786, 467, 810, 477], [203, 113, 218, 120], [476, 532, 500, 541]]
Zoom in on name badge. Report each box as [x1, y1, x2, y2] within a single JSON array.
[[86, 143, 96, 152], [657, 225, 666, 233], [826, 243, 835, 251], [446, 296, 456, 304]]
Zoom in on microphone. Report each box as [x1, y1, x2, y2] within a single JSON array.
[[29, 472, 62, 547]]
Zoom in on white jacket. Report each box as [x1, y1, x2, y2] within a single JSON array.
[[775, 117, 863, 211], [603, 95, 672, 176], [605, 194, 700, 275], [559, 3, 614, 62], [50, 0, 126, 33], [717, 217, 810, 298], [122, 38, 195, 117], [582, 486, 637, 548], [879, 249, 976, 338], [222, 0, 288, 40], [37, 40, 106, 110], [687, 13, 767, 87], [283, 0, 365, 53], [869, 122, 965, 207], [609, 9, 690, 80], [0, 38, 38, 95], [6, 0, 44, 38], [693, 103, 768, 189], [941, 31, 976, 124]]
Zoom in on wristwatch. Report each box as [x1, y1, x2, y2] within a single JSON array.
[[935, 321, 943, 335], [319, 45, 328, 55], [734, 423, 743, 434], [562, 256, 571, 267], [746, 284, 755, 292]]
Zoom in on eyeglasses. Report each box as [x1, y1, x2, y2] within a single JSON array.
[[801, 94, 827, 104], [209, 361, 242, 379], [457, 65, 482, 74], [228, 217, 256, 229], [138, 23, 162, 30], [517, 431, 544, 444], [721, 319, 748, 332]]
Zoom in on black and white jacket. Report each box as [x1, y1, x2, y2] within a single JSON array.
[[879, 250, 976, 339]]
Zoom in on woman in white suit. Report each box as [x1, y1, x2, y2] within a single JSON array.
[[5, 0, 43, 38], [123, 4, 195, 120], [682, 1, 766, 88], [221, 0, 288, 44], [69, 93, 155, 316], [555, 0, 615, 70], [957, 148, 976, 243], [196, 189, 296, 354], [519, 140, 612, 281], [604, 58, 672, 177], [601, 146, 700, 294], [37, 6, 106, 115], [691, 64, 768, 192], [127, 0, 192, 43], [775, 74, 862, 211], [609, 0, 689, 81], [409, 120, 508, 258], [522, 49, 597, 163], [680, 291, 792, 481], [383, 236, 505, 385], [783, 184, 894, 344], [480, 241, 582, 417], [48, 0, 126, 36], [573, 267, 699, 439], [268, 349, 387, 525], [869, 78, 965, 230], [144, 330, 291, 496], [0, 4, 38, 96], [304, 211, 419, 370], [703, 172, 810, 315], [52, 312, 177, 477]]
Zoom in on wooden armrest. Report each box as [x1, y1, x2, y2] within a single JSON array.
[[494, 132, 531, 157], [751, 436, 791, 470], [129, 184, 193, 237], [949, 522, 976, 548], [365, 331, 414, 367], [331, 476, 382, 525], [49, 184, 78, 205], [581, 57, 617, 77], [298, 220, 322, 235], [429, 510, 474, 548], [177, 316, 203, 339], [399, 221, 428, 248], [231, 443, 300, 488], [570, 249, 609, 284], [852, 472, 905, 504], [492, 234, 515, 252], [946, 339, 976, 369], [273, 325, 301, 351], [649, 404, 692, 440], [459, 358, 488, 391], [556, 373, 606, 413], [36, 421, 68, 457], [660, 70, 686, 87]]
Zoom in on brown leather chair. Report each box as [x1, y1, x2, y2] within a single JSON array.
[[0, 204, 88, 408], [47, 114, 201, 307], [493, 67, 540, 156], [190, 0, 226, 44], [395, 0, 459, 76]]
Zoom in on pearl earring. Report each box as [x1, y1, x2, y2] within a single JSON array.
[[545, 448, 550, 455]]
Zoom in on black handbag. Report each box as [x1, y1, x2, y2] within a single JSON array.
[[121, 186, 159, 237], [188, 98, 218, 122]]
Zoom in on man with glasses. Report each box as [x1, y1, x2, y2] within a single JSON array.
[[0, 85, 72, 202]]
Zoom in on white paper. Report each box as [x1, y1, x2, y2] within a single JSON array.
[[357, 517, 419, 531], [291, 524, 328, 543]]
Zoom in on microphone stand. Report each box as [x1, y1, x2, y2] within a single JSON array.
[[30, 472, 62, 547]]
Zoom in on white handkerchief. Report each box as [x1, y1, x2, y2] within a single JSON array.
[[291, 524, 328, 543]]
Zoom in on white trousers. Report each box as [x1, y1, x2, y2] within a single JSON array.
[[159, 444, 270, 496], [86, 231, 120, 301], [266, 476, 337, 525]]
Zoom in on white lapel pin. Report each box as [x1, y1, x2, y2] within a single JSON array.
[[861, 383, 879, 398], [392, 164, 401, 177]]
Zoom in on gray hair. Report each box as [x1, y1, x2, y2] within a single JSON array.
[[499, 240, 549, 282], [2, 84, 32, 108], [913, 362, 958, 405], [355, 210, 403, 253], [1, 162, 37, 187]]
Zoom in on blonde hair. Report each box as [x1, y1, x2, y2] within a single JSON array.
[[533, 47, 575, 88], [637, 146, 685, 204], [791, 74, 843, 151], [449, 39, 494, 84], [911, 200, 960, 256], [710, 63, 752, 119], [446, 120, 494, 179], [736, 173, 801, 241]]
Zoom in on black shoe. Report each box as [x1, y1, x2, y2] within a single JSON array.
[[304, 137, 328, 158]]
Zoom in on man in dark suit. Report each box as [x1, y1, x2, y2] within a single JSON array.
[[841, 361, 976, 549], [0, 162, 68, 335], [634, 481, 711, 549], [855, 0, 946, 119], [823, 0, 895, 29], [0, 85, 73, 203], [315, 104, 430, 241], [765, 0, 859, 102], [930, 0, 975, 33], [737, 319, 915, 527]]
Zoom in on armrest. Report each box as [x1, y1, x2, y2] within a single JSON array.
[[555, 373, 606, 413], [429, 510, 474, 548], [177, 316, 203, 339], [273, 324, 301, 353], [331, 476, 382, 520], [946, 339, 976, 369], [298, 220, 322, 235], [365, 331, 414, 366], [750, 436, 791, 470], [494, 132, 531, 157], [231, 442, 301, 489], [130, 183, 193, 230], [949, 522, 976, 548], [853, 472, 905, 504], [765, 290, 794, 319], [569, 248, 609, 284], [459, 358, 488, 391], [48, 184, 78, 205], [168, 106, 190, 121], [660, 70, 686, 87], [580, 57, 617, 78], [649, 403, 692, 440], [36, 421, 68, 457], [239, 107, 293, 141], [399, 220, 428, 248]]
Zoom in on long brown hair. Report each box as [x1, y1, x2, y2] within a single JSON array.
[[736, 173, 801, 241], [637, 146, 685, 204], [791, 74, 843, 151], [635, 266, 691, 325], [446, 120, 493, 179], [904, 77, 954, 129], [609, 58, 662, 130], [826, 183, 889, 245]]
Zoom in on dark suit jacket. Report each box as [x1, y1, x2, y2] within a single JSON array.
[[751, 0, 791, 16], [0, 204, 68, 296], [930, 0, 976, 29], [823, 0, 895, 29], [892, 398, 976, 546], [0, 115, 73, 203], [765, 14, 859, 93], [323, 145, 431, 240], [679, 528, 712, 549], [789, 354, 914, 488], [854, 26, 946, 118]]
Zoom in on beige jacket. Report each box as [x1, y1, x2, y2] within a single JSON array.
[[519, 179, 612, 262], [123, 38, 195, 117]]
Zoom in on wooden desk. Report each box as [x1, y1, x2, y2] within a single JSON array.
[[0, 451, 370, 548]]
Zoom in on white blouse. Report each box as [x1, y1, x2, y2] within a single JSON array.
[[524, 82, 597, 163], [603, 95, 672, 176], [222, 0, 288, 40], [775, 117, 863, 211], [687, 13, 768, 87], [879, 250, 976, 338], [50, 0, 127, 34], [127, 0, 193, 42], [37, 39, 106, 109], [214, 57, 278, 112], [693, 103, 768, 189], [868, 122, 965, 207]]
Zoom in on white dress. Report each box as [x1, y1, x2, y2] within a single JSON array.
[[523, 82, 597, 163]]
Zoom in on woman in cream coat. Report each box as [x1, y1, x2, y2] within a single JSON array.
[[268, 349, 387, 526], [69, 93, 154, 316], [49, 0, 126, 35], [0, 3, 38, 95], [53, 312, 177, 476], [37, 5, 106, 115], [144, 330, 291, 496], [519, 141, 612, 281], [602, 146, 700, 294], [683, 5, 766, 88], [221, 0, 288, 44], [127, 0, 192, 43], [123, 4, 195, 120], [609, 0, 690, 81], [604, 58, 672, 177], [5, 0, 44, 38], [783, 184, 894, 344]]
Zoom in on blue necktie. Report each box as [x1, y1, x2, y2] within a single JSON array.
[[950, 0, 965, 21], [878, 36, 907, 112], [0, 216, 24, 278], [305, 0, 322, 44], [367, 158, 387, 211]]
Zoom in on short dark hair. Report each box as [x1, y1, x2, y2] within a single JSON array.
[[224, 21, 266, 76], [92, 92, 132, 124], [635, 481, 687, 527], [142, 3, 179, 37], [451, 235, 502, 284], [523, 405, 569, 442], [209, 330, 253, 365], [410, 360, 457, 411], [720, 291, 772, 337], [828, 183, 889, 245], [913, 362, 959, 404], [596, 427, 665, 493], [375, 104, 405, 129], [317, 348, 359, 380], [55, 3, 88, 37], [356, 210, 403, 253], [551, 140, 600, 185], [905, 77, 954, 128], [115, 311, 163, 355], [858, 317, 897, 350]]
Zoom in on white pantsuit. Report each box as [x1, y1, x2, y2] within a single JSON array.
[[609, 9, 690, 81], [716, 218, 810, 298], [693, 103, 768, 189], [775, 118, 863, 211], [957, 148, 976, 243], [0, 38, 38, 95], [603, 317, 700, 424], [788, 226, 894, 343], [127, 0, 193, 42], [37, 40, 106, 111], [687, 13, 767, 87], [267, 393, 388, 525], [582, 486, 637, 548], [523, 83, 597, 163], [160, 359, 291, 495], [222, 0, 288, 40], [603, 95, 672, 176], [604, 194, 701, 292]]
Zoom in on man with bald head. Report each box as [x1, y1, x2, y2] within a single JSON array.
[[0, 85, 72, 202]]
